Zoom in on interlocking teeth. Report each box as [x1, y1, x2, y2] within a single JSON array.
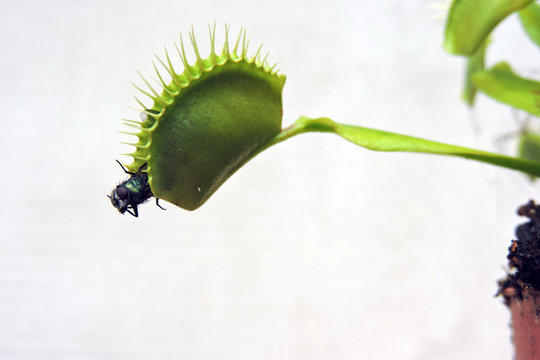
[[122, 121, 142, 130], [118, 130, 139, 136], [122, 24, 285, 175]]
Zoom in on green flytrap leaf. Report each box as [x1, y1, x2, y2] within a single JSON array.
[[264, 116, 540, 178], [463, 40, 488, 106], [519, 2, 540, 48], [519, 130, 540, 165], [444, 0, 534, 55], [517, 129, 540, 181], [109, 25, 540, 216], [472, 62, 540, 117]]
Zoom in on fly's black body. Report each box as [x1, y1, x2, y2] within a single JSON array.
[[109, 161, 164, 217]]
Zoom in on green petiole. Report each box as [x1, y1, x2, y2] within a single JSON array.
[[264, 116, 540, 177]]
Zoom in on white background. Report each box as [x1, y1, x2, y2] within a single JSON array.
[[2, 0, 540, 359]]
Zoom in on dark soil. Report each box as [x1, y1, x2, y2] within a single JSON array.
[[498, 200, 540, 305]]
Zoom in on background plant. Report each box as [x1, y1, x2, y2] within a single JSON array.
[[444, 0, 540, 165]]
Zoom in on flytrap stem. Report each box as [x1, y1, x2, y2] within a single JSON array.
[[263, 116, 540, 178]]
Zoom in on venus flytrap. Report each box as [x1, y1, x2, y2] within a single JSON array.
[[444, 0, 534, 56], [445, 0, 540, 112], [109, 25, 540, 216], [444, 0, 540, 168], [519, 2, 540, 47]]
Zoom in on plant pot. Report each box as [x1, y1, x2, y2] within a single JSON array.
[[504, 288, 540, 360], [499, 200, 540, 360]]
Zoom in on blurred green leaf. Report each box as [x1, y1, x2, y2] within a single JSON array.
[[444, 0, 534, 55], [519, 131, 540, 163], [519, 2, 540, 48], [463, 40, 488, 106], [518, 130, 540, 180], [472, 62, 540, 117]]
